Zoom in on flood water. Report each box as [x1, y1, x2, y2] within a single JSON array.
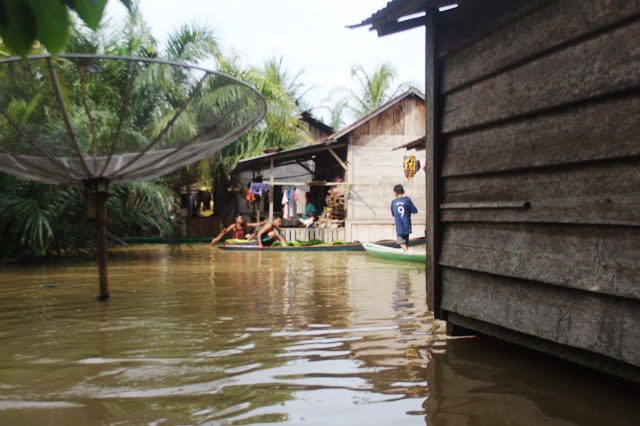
[[0, 245, 638, 425]]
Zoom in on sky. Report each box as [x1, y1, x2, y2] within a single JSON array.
[[105, 0, 426, 123]]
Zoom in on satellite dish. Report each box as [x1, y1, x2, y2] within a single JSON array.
[[0, 54, 266, 299]]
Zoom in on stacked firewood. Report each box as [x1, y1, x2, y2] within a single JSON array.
[[325, 193, 345, 220]]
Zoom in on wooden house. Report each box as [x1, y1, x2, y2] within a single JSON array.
[[353, 0, 640, 381], [231, 89, 427, 243]]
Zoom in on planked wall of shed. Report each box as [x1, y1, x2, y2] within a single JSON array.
[[434, 0, 640, 380], [346, 95, 427, 242]]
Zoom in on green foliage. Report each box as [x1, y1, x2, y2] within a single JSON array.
[[107, 181, 180, 241], [285, 239, 326, 247], [322, 62, 418, 125], [0, 5, 226, 261], [0, 0, 132, 55], [209, 56, 312, 189], [0, 173, 179, 261], [0, 0, 133, 55]]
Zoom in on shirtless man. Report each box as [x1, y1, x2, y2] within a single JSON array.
[[253, 217, 286, 247], [210, 214, 265, 245]]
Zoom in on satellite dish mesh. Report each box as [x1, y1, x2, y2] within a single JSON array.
[[0, 54, 266, 185]]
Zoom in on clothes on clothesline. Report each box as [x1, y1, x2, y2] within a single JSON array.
[[295, 188, 306, 215], [281, 190, 289, 220], [286, 187, 297, 218], [250, 182, 269, 196]]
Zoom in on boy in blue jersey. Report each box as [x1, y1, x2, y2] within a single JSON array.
[[391, 184, 418, 251]]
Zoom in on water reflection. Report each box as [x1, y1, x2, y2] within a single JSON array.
[[0, 245, 637, 425]]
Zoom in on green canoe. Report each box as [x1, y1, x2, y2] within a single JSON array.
[[362, 242, 427, 263]]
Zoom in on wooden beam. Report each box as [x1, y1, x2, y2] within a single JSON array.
[[296, 160, 315, 175], [425, 9, 442, 317], [265, 181, 362, 187], [440, 201, 530, 210], [375, 16, 427, 37], [268, 157, 274, 222], [328, 148, 348, 171]]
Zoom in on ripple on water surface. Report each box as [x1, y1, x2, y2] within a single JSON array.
[[0, 245, 638, 425]]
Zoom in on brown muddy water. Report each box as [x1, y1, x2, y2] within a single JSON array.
[[0, 245, 638, 425]]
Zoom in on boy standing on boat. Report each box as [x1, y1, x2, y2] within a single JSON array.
[[391, 184, 417, 251]]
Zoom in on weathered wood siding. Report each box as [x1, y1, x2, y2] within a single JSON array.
[[346, 95, 427, 242], [435, 0, 640, 380], [305, 121, 333, 143]]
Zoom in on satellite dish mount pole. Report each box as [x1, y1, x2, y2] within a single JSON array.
[[85, 178, 110, 301]]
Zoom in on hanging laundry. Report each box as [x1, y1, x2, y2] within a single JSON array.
[[288, 187, 296, 219], [250, 182, 269, 196], [244, 187, 256, 208], [295, 188, 306, 215], [282, 190, 289, 220]]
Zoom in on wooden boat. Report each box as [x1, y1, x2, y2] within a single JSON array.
[[217, 237, 426, 252], [362, 242, 427, 263], [124, 236, 211, 244]]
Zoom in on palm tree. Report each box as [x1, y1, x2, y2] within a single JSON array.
[[323, 62, 417, 126], [0, 5, 227, 261], [208, 55, 312, 221]]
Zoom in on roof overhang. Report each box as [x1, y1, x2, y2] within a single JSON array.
[[232, 139, 347, 174], [392, 135, 426, 151], [348, 0, 459, 36]]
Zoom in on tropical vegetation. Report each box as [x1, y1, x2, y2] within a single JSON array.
[[208, 55, 312, 220], [0, 5, 205, 261], [0, 3, 312, 262], [0, 0, 132, 55], [0, 2, 416, 263], [323, 62, 417, 129]]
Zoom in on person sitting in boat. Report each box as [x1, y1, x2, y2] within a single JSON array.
[[250, 216, 287, 247], [210, 214, 266, 245], [298, 192, 317, 228]]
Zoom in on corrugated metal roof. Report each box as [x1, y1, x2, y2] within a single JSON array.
[[233, 138, 346, 174], [348, 0, 458, 36]]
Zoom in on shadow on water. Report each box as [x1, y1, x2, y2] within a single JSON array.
[[0, 244, 637, 425]]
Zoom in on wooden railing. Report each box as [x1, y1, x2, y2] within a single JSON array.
[[281, 227, 345, 243]]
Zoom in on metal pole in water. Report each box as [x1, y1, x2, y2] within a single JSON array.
[[86, 178, 110, 301], [95, 189, 110, 301]]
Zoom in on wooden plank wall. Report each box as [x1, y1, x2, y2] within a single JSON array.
[[186, 217, 220, 238], [346, 96, 427, 242], [436, 0, 640, 380], [305, 121, 333, 143]]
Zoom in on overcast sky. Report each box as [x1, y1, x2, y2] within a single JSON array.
[[106, 0, 426, 123]]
